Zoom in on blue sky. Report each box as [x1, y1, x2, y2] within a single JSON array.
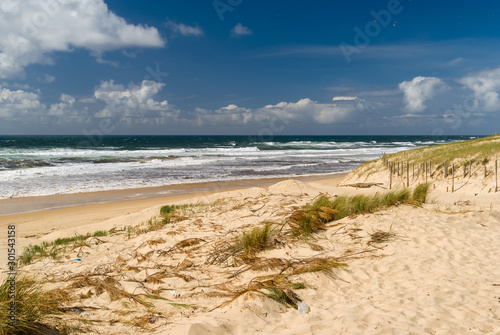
[[1, 0, 499, 135]]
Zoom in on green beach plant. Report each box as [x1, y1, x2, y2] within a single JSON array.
[[289, 186, 429, 239], [18, 230, 109, 266], [238, 222, 273, 256], [288, 195, 339, 237], [412, 182, 431, 204], [0, 275, 70, 334], [381, 134, 499, 166]]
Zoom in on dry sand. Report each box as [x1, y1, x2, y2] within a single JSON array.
[[1, 174, 499, 334]]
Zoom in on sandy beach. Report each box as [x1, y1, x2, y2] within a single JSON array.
[[1, 168, 499, 334], [3, 0, 500, 332]]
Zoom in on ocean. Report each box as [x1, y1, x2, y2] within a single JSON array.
[[0, 135, 475, 199]]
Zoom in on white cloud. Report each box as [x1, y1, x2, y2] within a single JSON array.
[[38, 73, 55, 83], [446, 57, 464, 66], [166, 21, 203, 37], [1, 82, 37, 91], [193, 104, 253, 126], [231, 23, 252, 37], [0, 0, 165, 78], [0, 79, 178, 125], [0, 85, 43, 118], [459, 67, 500, 112], [0, 86, 90, 123], [398, 76, 446, 112], [48, 94, 76, 116], [332, 96, 357, 101], [193, 98, 360, 127], [259, 98, 356, 124], [93, 80, 177, 121]]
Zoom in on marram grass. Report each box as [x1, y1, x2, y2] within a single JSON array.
[[19, 230, 109, 266], [0, 275, 69, 335], [238, 222, 273, 256], [290, 184, 430, 238], [384, 134, 500, 165]]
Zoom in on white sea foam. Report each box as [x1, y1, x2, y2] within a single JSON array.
[[0, 137, 460, 199]]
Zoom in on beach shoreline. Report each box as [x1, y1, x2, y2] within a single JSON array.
[[0, 174, 347, 240], [0, 173, 347, 217]]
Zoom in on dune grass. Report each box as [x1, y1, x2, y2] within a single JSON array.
[[238, 222, 273, 256], [353, 134, 499, 179], [412, 182, 431, 204], [160, 203, 207, 216], [385, 134, 499, 165], [159, 203, 208, 226], [0, 275, 70, 334], [19, 230, 109, 266], [290, 184, 430, 238], [288, 197, 339, 237]]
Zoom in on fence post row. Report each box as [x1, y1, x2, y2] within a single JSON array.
[[382, 158, 497, 192]]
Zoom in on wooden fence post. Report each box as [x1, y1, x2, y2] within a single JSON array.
[[425, 162, 428, 182], [390, 163, 392, 190], [407, 161, 409, 187], [444, 161, 447, 178], [429, 160, 432, 177], [452, 163, 455, 192], [496, 160, 498, 192]]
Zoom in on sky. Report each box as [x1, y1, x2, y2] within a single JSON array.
[[1, 0, 499, 136]]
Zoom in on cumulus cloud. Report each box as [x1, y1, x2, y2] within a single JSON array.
[[0, 85, 43, 118], [48, 94, 76, 116], [0, 0, 165, 78], [398, 76, 446, 112], [193, 104, 253, 127], [459, 67, 500, 112], [193, 98, 361, 127], [0, 79, 179, 125], [166, 21, 203, 37], [260, 98, 357, 124], [93, 80, 177, 121], [231, 23, 252, 37], [0, 86, 90, 124]]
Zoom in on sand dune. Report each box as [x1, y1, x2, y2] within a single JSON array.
[[1, 172, 499, 334]]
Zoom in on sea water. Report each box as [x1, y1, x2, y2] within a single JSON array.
[[0, 135, 472, 199]]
